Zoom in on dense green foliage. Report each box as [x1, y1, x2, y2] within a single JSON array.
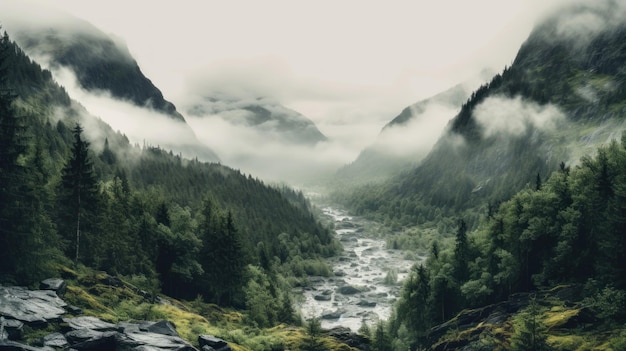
[[386, 137, 626, 349], [0, 30, 339, 325]]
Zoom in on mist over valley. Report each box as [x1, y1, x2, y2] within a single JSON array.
[[2, 1, 626, 350]]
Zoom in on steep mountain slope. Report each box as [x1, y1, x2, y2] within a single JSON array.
[[0, 4, 220, 162], [336, 2, 626, 226], [187, 96, 327, 145], [0, 29, 338, 295], [4, 12, 182, 120], [336, 84, 470, 183]]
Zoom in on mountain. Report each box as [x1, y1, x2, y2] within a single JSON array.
[[0, 28, 339, 308], [4, 12, 182, 120], [187, 96, 327, 145], [0, 4, 220, 162], [336, 84, 471, 183], [335, 2, 626, 227]]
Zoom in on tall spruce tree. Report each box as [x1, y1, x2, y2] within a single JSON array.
[[0, 30, 28, 278], [510, 297, 550, 351], [198, 198, 246, 306], [453, 219, 469, 283], [59, 123, 98, 263]]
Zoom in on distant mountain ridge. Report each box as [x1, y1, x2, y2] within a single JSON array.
[[336, 84, 471, 183], [6, 15, 184, 121], [336, 2, 626, 225], [187, 96, 327, 145], [0, 7, 220, 162], [383, 84, 469, 130]]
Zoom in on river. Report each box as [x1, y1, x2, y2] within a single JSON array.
[[297, 206, 422, 331]]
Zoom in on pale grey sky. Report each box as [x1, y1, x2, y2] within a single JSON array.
[[46, 0, 558, 136], [1, 0, 574, 182]]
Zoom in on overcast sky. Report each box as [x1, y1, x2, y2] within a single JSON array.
[[40, 0, 562, 139], [1, 0, 576, 182]]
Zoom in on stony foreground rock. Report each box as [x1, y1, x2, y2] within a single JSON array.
[[0, 286, 67, 324], [0, 281, 233, 351]]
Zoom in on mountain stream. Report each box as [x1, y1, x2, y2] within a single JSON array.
[[297, 206, 421, 331]]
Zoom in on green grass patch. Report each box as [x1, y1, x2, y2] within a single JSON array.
[[544, 307, 581, 330], [547, 334, 589, 350]]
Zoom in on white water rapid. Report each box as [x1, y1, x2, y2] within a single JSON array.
[[297, 206, 421, 331]]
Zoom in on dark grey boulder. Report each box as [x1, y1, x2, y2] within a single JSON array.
[[65, 329, 114, 344], [116, 331, 196, 351], [139, 320, 179, 337], [64, 305, 83, 315], [117, 322, 141, 334], [39, 279, 67, 297], [2, 318, 23, 340], [337, 285, 361, 295], [0, 339, 48, 350], [40, 332, 68, 349], [321, 309, 346, 320], [313, 295, 331, 301], [62, 317, 117, 332], [0, 286, 66, 325], [357, 300, 377, 307], [326, 327, 369, 351], [198, 335, 231, 351], [64, 329, 118, 351]]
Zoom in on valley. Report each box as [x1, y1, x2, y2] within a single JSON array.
[[2, 1, 626, 350], [298, 206, 419, 331]]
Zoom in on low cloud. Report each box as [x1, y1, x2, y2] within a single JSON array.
[[473, 96, 565, 138], [49, 66, 216, 161], [373, 103, 460, 158], [187, 114, 357, 184], [533, 0, 626, 48]]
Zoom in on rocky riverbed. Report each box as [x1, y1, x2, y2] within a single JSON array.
[[298, 207, 423, 331]]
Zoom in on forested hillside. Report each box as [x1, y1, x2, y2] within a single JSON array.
[[380, 135, 626, 350], [334, 3, 626, 230], [337, 3, 626, 350], [2, 9, 221, 162], [7, 13, 184, 121], [0, 29, 339, 322]]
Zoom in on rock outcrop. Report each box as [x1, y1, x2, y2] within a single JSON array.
[[0, 283, 234, 351], [198, 334, 232, 351], [0, 285, 67, 325], [326, 327, 370, 351], [39, 279, 67, 297]]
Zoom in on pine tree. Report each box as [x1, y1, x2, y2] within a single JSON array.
[[16, 139, 62, 282], [453, 219, 469, 283], [372, 321, 390, 351], [59, 123, 99, 263], [535, 172, 542, 191], [99, 138, 116, 165], [302, 318, 325, 351], [0, 30, 28, 278], [219, 211, 246, 305], [510, 297, 550, 351]]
